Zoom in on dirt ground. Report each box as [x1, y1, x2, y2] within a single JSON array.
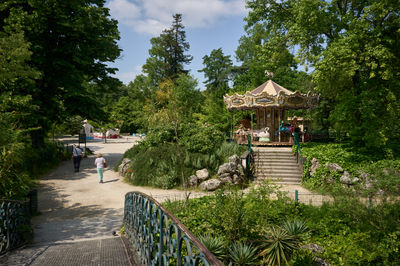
[[32, 136, 329, 244]]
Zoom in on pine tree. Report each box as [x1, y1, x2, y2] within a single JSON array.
[[143, 14, 193, 84]]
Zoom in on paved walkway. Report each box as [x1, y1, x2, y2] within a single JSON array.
[[0, 136, 207, 265], [0, 136, 328, 265]]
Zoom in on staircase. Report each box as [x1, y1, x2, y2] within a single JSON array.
[[253, 147, 302, 184]]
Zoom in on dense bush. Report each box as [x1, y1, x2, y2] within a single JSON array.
[[164, 184, 400, 265], [121, 141, 246, 189], [297, 142, 400, 194]]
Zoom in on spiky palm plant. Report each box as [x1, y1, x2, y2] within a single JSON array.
[[198, 234, 226, 262], [259, 226, 300, 266], [283, 219, 309, 240], [228, 242, 259, 265]]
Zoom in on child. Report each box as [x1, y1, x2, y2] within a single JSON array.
[[94, 153, 107, 183]]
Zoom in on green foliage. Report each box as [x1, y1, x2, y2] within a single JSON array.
[[298, 142, 400, 193], [228, 242, 259, 266], [165, 183, 400, 265], [180, 123, 224, 154], [143, 14, 192, 84], [282, 219, 309, 240], [1, 0, 121, 147], [243, 0, 400, 148], [198, 234, 226, 262], [259, 226, 299, 266], [122, 141, 246, 189]]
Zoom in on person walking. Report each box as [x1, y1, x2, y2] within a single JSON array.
[[94, 153, 107, 183], [72, 144, 83, 172]]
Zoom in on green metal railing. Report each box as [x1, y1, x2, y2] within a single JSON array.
[[124, 191, 223, 266], [0, 199, 32, 255]]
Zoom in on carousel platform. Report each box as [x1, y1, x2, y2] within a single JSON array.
[[250, 141, 292, 147]]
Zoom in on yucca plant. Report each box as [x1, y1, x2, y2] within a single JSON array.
[[259, 226, 300, 266], [198, 234, 226, 262], [228, 242, 259, 265], [283, 219, 309, 240]]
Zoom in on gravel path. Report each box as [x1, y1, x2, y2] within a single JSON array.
[[32, 136, 208, 244]]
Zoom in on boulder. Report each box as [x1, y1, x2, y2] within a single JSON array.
[[325, 176, 335, 185], [218, 163, 233, 175], [237, 164, 245, 177], [302, 243, 324, 254], [196, 168, 209, 181], [118, 158, 131, 176], [232, 174, 242, 185], [229, 154, 240, 165], [310, 158, 320, 177], [200, 179, 222, 191], [314, 257, 331, 266], [339, 171, 352, 185], [326, 163, 343, 172], [189, 175, 198, 187], [220, 175, 233, 184], [219, 172, 231, 180]]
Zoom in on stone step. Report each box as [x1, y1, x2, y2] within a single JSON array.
[[256, 170, 302, 176], [254, 154, 296, 160], [255, 150, 294, 154], [256, 167, 301, 172], [256, 177, 301, 184], [254, 160, 297, 166], [255, 172, 302, 178]]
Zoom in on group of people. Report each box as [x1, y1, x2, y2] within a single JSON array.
[[72, 144, 107, 183]]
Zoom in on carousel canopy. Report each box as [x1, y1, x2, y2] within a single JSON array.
[[224, 80, 318, 110]]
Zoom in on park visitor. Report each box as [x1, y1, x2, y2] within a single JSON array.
[[72, 144, 83, 172], [94, 153, 107, 183]]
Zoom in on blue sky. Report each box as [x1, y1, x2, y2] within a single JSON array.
[[105, 0, 249, 88]]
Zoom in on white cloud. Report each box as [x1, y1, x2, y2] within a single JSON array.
[[113, 65, 143, 84], [107, 0, 247, 35], [108, 0, 141, 21]]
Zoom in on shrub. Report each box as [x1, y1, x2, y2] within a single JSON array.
[[298, 142, 400, 193], [121, 141, 246, 189], [198, 234, 226, 262], [228, 242, 259, 266]]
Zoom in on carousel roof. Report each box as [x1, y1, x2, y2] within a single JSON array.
[[224, 79, 319, 110], [251, 80, 294, 95]]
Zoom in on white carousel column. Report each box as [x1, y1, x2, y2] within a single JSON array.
[[263, 108, 266, 128], [278, 108, 281, 142], [271, 107, 275, 141]]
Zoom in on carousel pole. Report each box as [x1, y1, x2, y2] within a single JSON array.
[[230, 112, 233, 140], [278, 108, 281, 143]]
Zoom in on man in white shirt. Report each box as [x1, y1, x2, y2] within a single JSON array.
[[72, 144, 83, 172]]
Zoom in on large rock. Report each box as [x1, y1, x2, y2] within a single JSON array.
[[237, 164, 245, 177], [189, 175, 198, 187], [232, 174, 242, 185], [220, 175, 233, 184], [200, 179, 222, 191], [229, 154, 240, 165], [340, 171, 352, 185], [118, 158, 131, 176], [218, 163, 234, 175], [326, 163, 343, 172], [310, 158, 320, 177], [196, 168, 209, 181], [302, 243, 324, 254]]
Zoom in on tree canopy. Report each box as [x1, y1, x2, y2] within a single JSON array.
[[0, 0, 121, 147], [243, 0, 400, 147], [143, 14, 193, 85]]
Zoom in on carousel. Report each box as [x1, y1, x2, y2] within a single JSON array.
[[224, 79, 319, 146]]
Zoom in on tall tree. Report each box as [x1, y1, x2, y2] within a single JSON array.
[[0, 0, 121, 147], [143, 14, 193, 84], [198, 48, 233, 132], [244, 0, 400, 147], [199, 48, 233, 97]]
